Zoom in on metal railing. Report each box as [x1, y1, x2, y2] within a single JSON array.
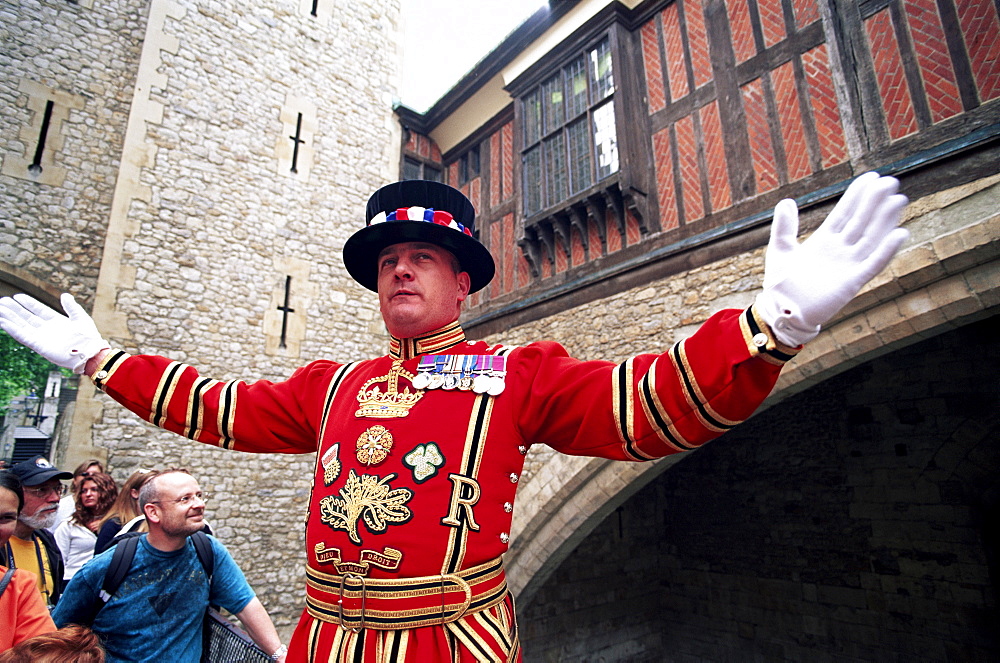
[[202, 608, 270, 663]]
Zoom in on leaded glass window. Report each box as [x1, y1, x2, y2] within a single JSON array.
[[565, 56, 588, 119], [567, 117, 591, 194], [524, 147, 543, 215], [592, 101, 619, 180], [544, 134, 567, 207], [521, 36, 618, 215], [590, 39, 614, 101], [542, 74, 564, 136]]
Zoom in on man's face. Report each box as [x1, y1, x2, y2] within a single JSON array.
[[0, 487, 18, 548], [148, 473, 206, 539], [18, 479, 63, 530], [377, 242, 471, 338]]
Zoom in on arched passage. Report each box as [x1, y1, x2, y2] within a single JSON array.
[[507, 208, 1000, 608], [0, 261, 62, 306], [516, 314, 1000, 661]]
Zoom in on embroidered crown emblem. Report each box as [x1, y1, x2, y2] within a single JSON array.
[[355, 361, 423, 418]]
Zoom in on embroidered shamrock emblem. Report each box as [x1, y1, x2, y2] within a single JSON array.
[[402, 443, 445, 483]]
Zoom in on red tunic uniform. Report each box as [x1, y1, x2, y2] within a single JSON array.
[[91, 306, 796, 662]]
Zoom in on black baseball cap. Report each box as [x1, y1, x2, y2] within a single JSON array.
[[9, 455, 72, 486]]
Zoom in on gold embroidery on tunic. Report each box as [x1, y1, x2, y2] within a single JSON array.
[[321, 442, 341, 485], [355, 360, 423, 418], [319, 470, 413, 545], [356, 425, 393, 466], [313, 543, 403, 575]]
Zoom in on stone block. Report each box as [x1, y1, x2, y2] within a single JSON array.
[[865, 300, 918, 346], [964, 260, 1000, 308], [926, 275, 982, 323], [896, 287, 952, 336], [895, 243, 946, 291], [829, 315, 884, 359]]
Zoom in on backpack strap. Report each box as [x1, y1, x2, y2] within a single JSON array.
[[117, 515, 146, 536], [190, 530, 214, 581], [190, 530, 217, 610], [99, 534, 141, 606], [0, 566, 15, 599], [79, 533, 141, 626]]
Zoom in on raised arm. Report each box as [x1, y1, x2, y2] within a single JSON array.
[[519, 172, 909, 460], [0, 293, 326, 454]]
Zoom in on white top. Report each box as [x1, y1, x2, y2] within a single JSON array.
[[53, 519, 97, 580], [54, 494, 76, 527]]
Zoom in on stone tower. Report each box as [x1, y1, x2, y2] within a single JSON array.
[[1, 0, 402, 631]]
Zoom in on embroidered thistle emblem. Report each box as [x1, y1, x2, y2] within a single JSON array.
[[321, 443, 341, 486], [402, 443, 445, 483], [318, 470, 413, 545], [356, 425, 393, 465]]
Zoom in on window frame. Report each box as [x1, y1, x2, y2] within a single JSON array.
[[519, 34, 620, 218], [402, 156, 442, 182], [458, 144, 481, 185]]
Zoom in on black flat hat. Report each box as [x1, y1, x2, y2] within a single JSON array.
[[344, 180, 496, 293]]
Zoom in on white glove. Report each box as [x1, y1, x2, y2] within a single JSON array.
[[0, 293, 109, 374], [755, 172, 910, 347]]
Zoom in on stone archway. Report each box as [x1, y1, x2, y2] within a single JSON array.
[[0, 261, 62, 306], [0, 262, 70, 463], [516, 315, 1000, 661], [507, 213, 1000, 609]]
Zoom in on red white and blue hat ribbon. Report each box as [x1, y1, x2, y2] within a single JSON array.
[[369, 206, 474, 237]]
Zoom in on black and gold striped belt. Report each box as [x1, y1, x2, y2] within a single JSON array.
[[305, 556, 508, 631]]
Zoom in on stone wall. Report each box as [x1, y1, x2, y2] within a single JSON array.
[[86, 0, 401, 634], [1, 0, 401, 635], [0, 0, 146, 301], [518, 315, 999, 661]]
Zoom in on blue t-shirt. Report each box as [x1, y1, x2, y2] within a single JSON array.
[[52, 534, 255, 663]]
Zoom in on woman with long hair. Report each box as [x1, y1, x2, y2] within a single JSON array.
[[55, 460, 103, 526], [93, 469, 158, 554], [52, 473, 117, 580], [0, 470, 57, 652]]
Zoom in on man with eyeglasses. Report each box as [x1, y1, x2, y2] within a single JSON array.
[[5, 455, 71, 607], [52, 469, 286, 662]]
